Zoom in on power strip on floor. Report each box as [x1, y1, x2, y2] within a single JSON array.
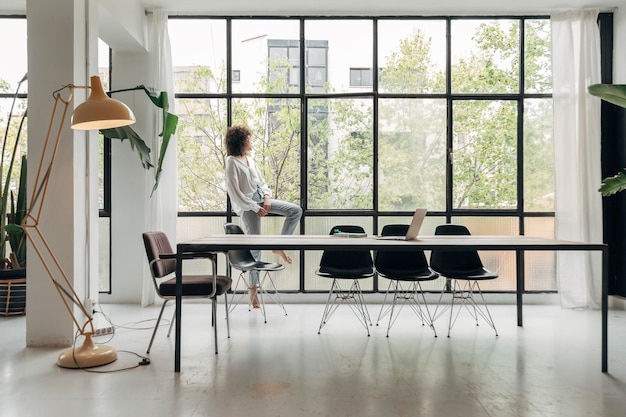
[[93, 326, 114, 336]]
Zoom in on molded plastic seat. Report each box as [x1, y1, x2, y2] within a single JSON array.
[[316, 225, 375, 336], [224, 223, 287, 322], [429, 224, 499, 337], [374, 224, 439, 337]]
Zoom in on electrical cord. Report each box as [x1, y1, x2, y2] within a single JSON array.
[[67, 330, 152, 373], [80, 350, 151, 373]]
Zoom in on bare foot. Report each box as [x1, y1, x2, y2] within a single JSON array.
[[272, 250, 292, 264], [249, 286, 260, 308]]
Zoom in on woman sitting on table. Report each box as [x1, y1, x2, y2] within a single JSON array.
[[224, 125, 302, 308]]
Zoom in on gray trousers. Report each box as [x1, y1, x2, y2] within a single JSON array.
[[240, 199, 302, 285]]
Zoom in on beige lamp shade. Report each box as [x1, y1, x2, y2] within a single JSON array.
[[71, 75, 136, 130]]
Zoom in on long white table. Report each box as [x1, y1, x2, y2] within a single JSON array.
[[174, 234, 609, 372]]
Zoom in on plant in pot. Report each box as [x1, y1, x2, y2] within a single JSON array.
[[0, 74, 27, 315]]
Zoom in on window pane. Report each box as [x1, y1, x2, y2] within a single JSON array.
[[450, 216, 519, 291], [525, 19, 552, 94], [524, 217, 556, 291], [0, 18, 27, 92], [98, 217, 111, 293], [451, 19, 519, 94], [453, 100, 518, 209], [232, 98, 302, 205], [97, 40, 110, 211], [233, 20, 300, 94], [378, 19, 446, 94], [177, 216, 230, 276], [0, 96, 27, 234], [378, 98, 446, 211], [169, 19, 227, 94], [524, 98, 554, 211], [0, 19, 28, 227], [177, 98, 228, 212], [307, 98, 373, 209], [305, 20, 372, 94]]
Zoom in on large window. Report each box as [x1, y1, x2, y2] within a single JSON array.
[[0, 16, 27, 272], [170, 16, 555, 293]]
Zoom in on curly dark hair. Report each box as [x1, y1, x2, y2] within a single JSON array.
[[225, 125, 252, 156]]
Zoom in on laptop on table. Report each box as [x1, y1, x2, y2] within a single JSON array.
[[376, 208, 427, 241]]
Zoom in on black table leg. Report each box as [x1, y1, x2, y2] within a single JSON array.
[[516, 249, 524, 327], [175, 248, 183, 372], [602, 246, 609, 373]]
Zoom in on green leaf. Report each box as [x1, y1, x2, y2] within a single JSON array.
[[99, 85, 178, 194], [588, 84, 626, 108], [99, 125, 154, 170], [151, 93, 178, 197], [599, 170, 626, 196]]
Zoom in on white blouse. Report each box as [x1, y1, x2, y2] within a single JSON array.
[[225, 155, 272, 216]]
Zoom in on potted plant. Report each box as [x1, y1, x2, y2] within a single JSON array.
[[0, 74, 27, 315]]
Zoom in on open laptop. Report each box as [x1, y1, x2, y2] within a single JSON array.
[[377, 208, 427, 241]]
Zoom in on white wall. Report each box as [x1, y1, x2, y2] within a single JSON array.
[[25, 0, 91, 346]]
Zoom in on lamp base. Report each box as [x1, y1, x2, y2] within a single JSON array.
[[57, 333, 117, 369]]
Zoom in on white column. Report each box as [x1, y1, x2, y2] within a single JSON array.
[[25, 0, 96, 346]]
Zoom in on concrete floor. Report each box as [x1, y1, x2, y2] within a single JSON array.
[[1, 298, 626, 417]]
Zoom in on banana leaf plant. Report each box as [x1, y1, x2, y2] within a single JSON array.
[[588, 83, 626, 196], [99, 85, 178, 196]]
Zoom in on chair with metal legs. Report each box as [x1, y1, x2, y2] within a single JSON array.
[[142, 231, 232, 354], [316, 225, 375, 336], [223, 223, 287, 323], [374, 224, 439, 337], [429, 224, 499, 337]]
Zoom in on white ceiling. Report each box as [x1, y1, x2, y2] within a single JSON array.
[[2, 0, 623, 15]]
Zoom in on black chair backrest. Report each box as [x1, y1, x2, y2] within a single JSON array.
[[429, 224, 484, 275], [380, 224, 407, 237], [224, 223, 245, 235], [318, 225, 374, 277], [223, 223, 258, 267], [375, 224, 429, 276], [143, 231, 176, 278]]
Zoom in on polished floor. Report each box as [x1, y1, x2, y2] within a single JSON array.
[[1, 297, 626, 417]]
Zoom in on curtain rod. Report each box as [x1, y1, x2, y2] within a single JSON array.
[[144, 7, 619, 17]]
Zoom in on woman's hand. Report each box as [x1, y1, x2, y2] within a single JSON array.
[[257, 207, 268, 217], [262, 196, 271, 213]]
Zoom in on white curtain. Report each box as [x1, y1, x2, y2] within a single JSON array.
[[551, 10, 603, 309], [141, 10, 177, 306]]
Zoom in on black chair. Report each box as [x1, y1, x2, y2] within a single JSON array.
[[374, 224, 439, 337], [223, 223, 287, 323], [429, 224, 499, 337], [316, 225, 375, 336], [142, 231, 232, 354]]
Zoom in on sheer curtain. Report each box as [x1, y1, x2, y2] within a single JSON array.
[[551, 10, 603, 309], [141, 10, 177, 306]]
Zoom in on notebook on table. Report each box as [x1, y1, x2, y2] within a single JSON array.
[[376, 208, 427, 241]]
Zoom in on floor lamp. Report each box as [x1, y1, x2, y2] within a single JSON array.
[[22, 75, 135, 368]]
